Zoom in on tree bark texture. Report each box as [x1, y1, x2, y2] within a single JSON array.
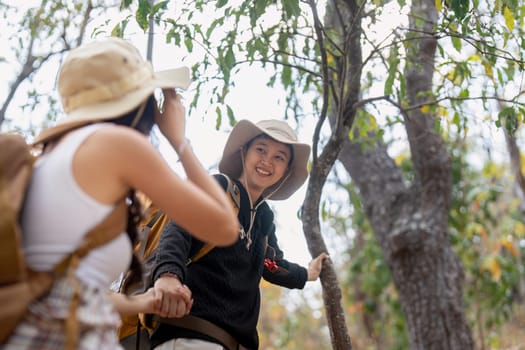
[[334, 0, 475, 349], [300, 0, 363, 349]]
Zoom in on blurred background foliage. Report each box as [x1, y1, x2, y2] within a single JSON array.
[[258, 133, 525, 349]]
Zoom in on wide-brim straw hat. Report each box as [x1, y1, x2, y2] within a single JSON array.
[[219, 119, 310, 200], [34, 37, 191, 145]]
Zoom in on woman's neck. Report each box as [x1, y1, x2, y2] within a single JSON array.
[[239, 177, 263, 207]]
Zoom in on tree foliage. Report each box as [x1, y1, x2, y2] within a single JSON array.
[[0, 0, 123, 136]]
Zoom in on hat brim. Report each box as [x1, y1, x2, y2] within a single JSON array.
[[33, 66, 191, 145], [218, 120, 310, 200]]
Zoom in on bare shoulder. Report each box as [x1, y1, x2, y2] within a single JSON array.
[[71, 124, 160, 204], [81, 123, 156, 160], [87, 124, 150, 146], [76, 123, 159, 174]]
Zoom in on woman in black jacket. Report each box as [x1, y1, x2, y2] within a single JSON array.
[[151, 119, 329, 350]]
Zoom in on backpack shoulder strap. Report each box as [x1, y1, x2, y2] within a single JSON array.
[[50, 199, 128, 350], [186, 174, 241, 266], [222, 173, 240, 211], [136, 208, 165, 258], [185, 243, 214, 266]]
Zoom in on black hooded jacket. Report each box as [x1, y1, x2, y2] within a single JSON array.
[[150, 174, 308, 349]]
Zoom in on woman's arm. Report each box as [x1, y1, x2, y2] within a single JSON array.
[[263, 221, 329, 287], [71, 92, 238, 246], [108, 284, 192, 317], [108, 288, 162, 317], [155, 90, 232, 214]]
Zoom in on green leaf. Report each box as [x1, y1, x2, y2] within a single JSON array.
[[449, 0, 469, 20], [184, 27, 193, 51], [215, 107, 222, 130], [503, 6, 515, 32], [277, 31, 287, 52], [135, 0, 151, 32], [111, 19, 128, 38], [497, 107, 518, 134], [452, 112, 460, 129], [225, 47, 235, 69], [399, 72, 406, 98], [282, 0, 300, 19], [206, 19, 221, 40], [120, 0, 133, 10], [451, 36, 462, 51], [216, 0, 228, 8], [166, 28, 181, 46], [281, 65, 292, 87], [384, 45, 399, 96], [250, 0, 268, 27], [226, 104, 236, 126], [152, 1, 169, 15]]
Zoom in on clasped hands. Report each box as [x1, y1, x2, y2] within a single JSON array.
[[139, 274, 193, 319]]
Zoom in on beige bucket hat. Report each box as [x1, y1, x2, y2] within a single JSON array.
[[34, 37, 191, 144], [218, 119, 311, 200]]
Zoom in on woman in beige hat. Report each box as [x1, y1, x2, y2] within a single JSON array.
[[3, 37, 237, 349], [151, 119, 329, 350]]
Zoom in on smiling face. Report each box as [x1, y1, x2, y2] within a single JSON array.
[[240, 134, 292, 201]]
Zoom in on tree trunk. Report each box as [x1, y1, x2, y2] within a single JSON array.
[[334, 0, 475, 348], [300, 0, 363, 348]]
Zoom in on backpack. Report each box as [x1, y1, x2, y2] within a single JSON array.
[[117, 173, 241, 350], [0, 133, 127, 349]]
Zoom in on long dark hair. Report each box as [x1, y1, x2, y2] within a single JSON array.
[[112, 95, 156, 135], [112, 94, 158, 288]]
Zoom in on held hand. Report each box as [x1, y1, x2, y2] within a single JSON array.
[[154, 89, 186, 147], [139, 287, 163, 314], [154, 274, 193, 318], [307, 252, 330, 281]]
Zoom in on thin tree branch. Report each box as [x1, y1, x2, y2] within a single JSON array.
[[308, 0, 330, 162], [352, 94, 525, 118]]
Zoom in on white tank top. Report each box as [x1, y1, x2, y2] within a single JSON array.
[[22, 124, 132, 289]]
